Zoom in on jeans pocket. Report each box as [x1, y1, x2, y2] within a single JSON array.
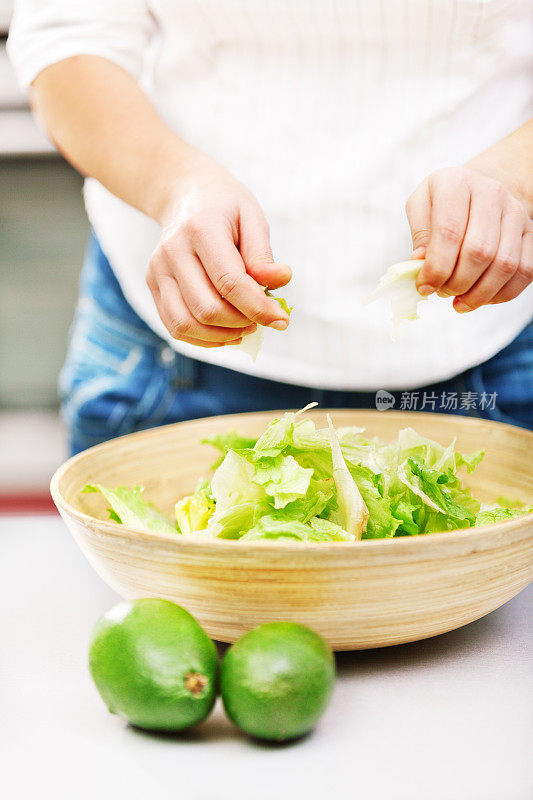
[[60, 301, 167, 452], [61, 348, 147, 447], [467, 323, 533, 430]]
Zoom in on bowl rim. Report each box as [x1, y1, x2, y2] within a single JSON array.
[[50, 408, 533, 553]]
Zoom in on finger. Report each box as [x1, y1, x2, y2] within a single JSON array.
[[194, 223, 290, 329], [417, 172, 470, 294], [453, 206, 521, 311], [489, 229, 533, 305], [153, 274, 257, 342], [406, 179, 432, 256], [239, 204, 292, 289], [441, 188, 502, 298], [172, 250, 253, 328], [146, 293, 241, 348], [173, 336, 242, 349], [410, 246, 427, 260]]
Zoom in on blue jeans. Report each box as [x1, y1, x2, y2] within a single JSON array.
[[60, 235, 533, 455]]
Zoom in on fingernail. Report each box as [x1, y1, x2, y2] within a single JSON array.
[[417, 284, 434, 296], [228, 338, 243, 346], [270, 319, 288, 331], [411, 247, 426, 259], [454, 300, 470, 313]]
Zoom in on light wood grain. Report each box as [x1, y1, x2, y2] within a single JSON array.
[[50, 410, 533, 650]]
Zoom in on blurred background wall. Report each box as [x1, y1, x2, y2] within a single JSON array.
[[1, 1, 89, 507]]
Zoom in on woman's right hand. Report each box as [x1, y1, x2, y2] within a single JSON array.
[[146, 155, 292, 348], [31, 56, 290, 348]]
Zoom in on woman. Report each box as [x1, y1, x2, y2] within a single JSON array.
[[8, 0, 533, 454]]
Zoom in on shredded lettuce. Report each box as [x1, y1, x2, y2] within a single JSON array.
[[237, 290, 293, 361], [364, 259, 426, 336], [175, 480, 215, 535], [252, 454, 314, 508], [475, 502, 532, 527], [201, 431, 257, 469], [82, 484, 177, 535], [326, 414, 368, 539], [82, 406, 531, 542]]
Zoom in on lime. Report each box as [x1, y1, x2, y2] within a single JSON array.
[[89, 599, 218, 731], [221, 621, 335, 741]]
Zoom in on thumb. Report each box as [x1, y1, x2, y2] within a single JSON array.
[[239, 204, 292, 289]]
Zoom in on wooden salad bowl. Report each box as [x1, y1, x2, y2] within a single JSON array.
[[50, 410, 533, 650]]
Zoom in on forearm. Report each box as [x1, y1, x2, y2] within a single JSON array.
[[31, 55, 205, 223], [32, 53, 290, 344], [466, 118, 533, 219]]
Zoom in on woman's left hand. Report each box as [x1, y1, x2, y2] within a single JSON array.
[[406, 166, 533, 312]]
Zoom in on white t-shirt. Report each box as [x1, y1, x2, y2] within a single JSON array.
[[8, 0, 533, 389]]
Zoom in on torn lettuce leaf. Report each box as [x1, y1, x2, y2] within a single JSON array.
[[396, 428, 484, 475], [237, 290, 293, 361], [207, 501, 265, 539], [252, 454, 314, 508], [240, 513, 354, 542], [82, 484, 177, 535], [397, 457, 480, 527], [326, 414, 368, 539], [364, 259, 426, 336], [175, 480, 215, 535], [201, 430, 258, 468], [495, 496, 528, 510], [210, 450, 266, 512], [475, 502, 532, 527], [252, 402, 318, 459], [349, 464, 400, 539]]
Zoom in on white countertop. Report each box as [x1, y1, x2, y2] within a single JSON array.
[[2, 515, 532, 800]]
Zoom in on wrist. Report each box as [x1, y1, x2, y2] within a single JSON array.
[[142, 137, 213, 224], [466, 149, 533, 219]]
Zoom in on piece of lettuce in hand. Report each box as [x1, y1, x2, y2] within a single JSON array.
[[237, 290, 293, 361], [364, 259, 426, 336], [326, 414, 368, 539], [82, 484, 177, 535]]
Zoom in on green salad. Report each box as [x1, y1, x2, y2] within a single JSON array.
[[83, 405, 531, 542]]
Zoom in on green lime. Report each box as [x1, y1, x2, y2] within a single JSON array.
[[89, 599, 218, 731], [221, 621, 335, 741]]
